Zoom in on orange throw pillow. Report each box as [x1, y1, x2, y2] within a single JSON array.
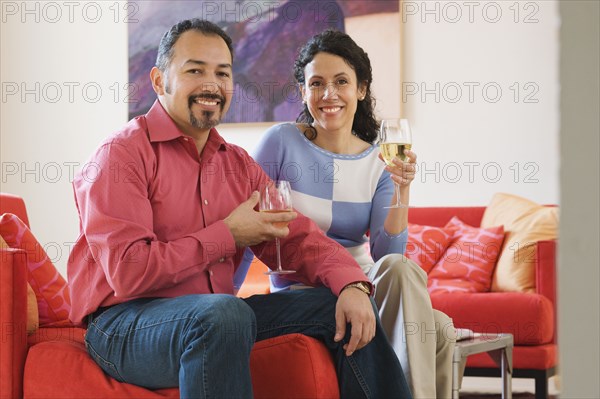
[[0, 213, 71, 326], [405, 224, 454, 274], [481, 193, 559, 292], [1, 234, 39, 333], [428, 216, 504, 294]]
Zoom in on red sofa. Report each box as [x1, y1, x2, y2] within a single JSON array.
[[1, 194, 557, 399], [409, 206, 557, 399], [0, 193, 339, 399]]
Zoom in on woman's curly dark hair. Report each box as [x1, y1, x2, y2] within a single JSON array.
[[293, 29, 379, 144]]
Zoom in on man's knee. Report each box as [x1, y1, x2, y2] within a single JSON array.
[[187, 295, 256, 339]]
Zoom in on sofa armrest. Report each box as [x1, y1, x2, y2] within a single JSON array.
[[0, 248, 29, 399], [0, 193, 30, 228], [536, 239, 557, 343], [536, 240, 557, 304]]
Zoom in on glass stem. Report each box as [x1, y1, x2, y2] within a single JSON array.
[[394, 182, 402, 207], [275, 237, 282, 271]]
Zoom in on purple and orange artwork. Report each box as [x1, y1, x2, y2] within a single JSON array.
[[128, 0, 398, 123]]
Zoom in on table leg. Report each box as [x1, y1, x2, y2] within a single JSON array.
[[452, 356, 467, 399], [501, 346, 513, 399]]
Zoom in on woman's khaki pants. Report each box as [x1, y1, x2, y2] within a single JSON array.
[[368, 254, 457, 399]]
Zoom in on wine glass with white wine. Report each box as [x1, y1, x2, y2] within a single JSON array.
[[259, 180, 296, 275], [379, 119, 413, 208]]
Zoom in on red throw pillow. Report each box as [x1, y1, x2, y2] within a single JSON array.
[[0, 213, 71, 326], [405, 224, 455, 274], [428, 216, 505, 294]]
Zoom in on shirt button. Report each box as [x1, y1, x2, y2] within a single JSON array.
[[204, 199, 208, 205], [219, 257, 225, 262], [209, 269, 213, 276]]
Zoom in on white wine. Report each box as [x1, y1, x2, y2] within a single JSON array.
[[261, 209, 292, 228], [380, 142, 412, 165]]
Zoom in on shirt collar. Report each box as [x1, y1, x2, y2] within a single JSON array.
[[144, 99, 227, 152]]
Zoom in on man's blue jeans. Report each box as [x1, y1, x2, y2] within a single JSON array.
[[85, 287, 412, 398]]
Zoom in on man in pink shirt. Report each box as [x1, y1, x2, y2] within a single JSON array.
[[68, 19, 411, 398]]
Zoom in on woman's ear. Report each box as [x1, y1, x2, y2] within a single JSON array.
[[358, 81, 368, 100], [299, 85, 307, 104]]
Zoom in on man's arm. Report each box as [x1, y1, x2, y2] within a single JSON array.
[[335, 283, 376, 356], [238, 142, 377, 355], [74, 141, 237, 298]]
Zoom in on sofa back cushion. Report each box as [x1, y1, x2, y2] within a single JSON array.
[[408, 206, 486, 228], [0, 213, 71, 327], [481, 193, 559, 292]]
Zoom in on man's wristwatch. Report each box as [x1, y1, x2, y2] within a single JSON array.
[[342, 281, 372, 296]]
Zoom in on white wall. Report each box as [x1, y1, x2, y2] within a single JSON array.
[[1, 1, 559, 272], [1, 1, 129, 275], [402, 0, 560, 206]]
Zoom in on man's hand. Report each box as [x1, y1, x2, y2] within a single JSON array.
[[223, 191, 297, 247], [334, 286, 376, 356]]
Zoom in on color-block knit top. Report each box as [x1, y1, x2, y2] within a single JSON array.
[[251, 123, 408, 290]]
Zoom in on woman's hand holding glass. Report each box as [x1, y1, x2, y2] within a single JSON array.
[[385, 149, 417, 188], [378, 119, 417, 208]]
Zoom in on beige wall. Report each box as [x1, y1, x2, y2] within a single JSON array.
[[558, 1, 600, 397]]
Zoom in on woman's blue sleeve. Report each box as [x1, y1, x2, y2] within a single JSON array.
[[233, 248, 256, 291], [369, 170, 408, 261]]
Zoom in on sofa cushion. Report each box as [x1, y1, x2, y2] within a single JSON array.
[[481, 193, 559, 292], [24, 340, 179, 399], [24, 331, 338, 399], [431, 292, 554, 345], [250, 333, 339, 398], [0, 213, 71, 327], [428, 217, 504, 294], [405, 223, 454, 274]]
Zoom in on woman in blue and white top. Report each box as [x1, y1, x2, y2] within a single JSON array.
[[238, 30, 456, 398]]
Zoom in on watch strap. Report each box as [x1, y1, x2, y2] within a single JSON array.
[[342, 281, 371, 296]]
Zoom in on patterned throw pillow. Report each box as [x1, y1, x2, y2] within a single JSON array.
[[0, 213, 71, 326], [428, 216, 505, 294], [405, 224, 455, 274]]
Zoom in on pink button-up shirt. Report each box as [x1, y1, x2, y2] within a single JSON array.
[[67, 101, 369, 325]]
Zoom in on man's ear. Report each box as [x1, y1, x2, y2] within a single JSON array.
[[150, 67, 165, 95]]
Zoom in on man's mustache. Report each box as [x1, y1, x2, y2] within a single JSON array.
[[189, 93, 226, 109]]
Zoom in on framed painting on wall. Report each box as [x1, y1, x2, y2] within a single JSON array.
[[128, 0, 401, 123]]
